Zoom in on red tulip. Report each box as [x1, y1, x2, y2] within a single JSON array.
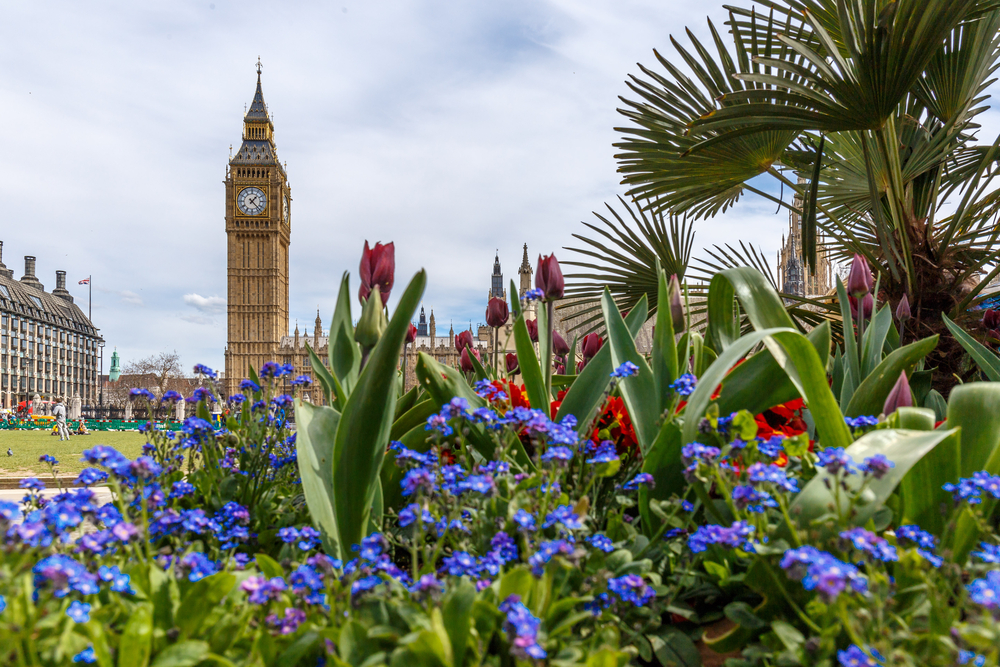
[[984, 309, 1000, 331], [555, 362, 566, 375], [847, 253, 873, 299], [581, 333, 603, 360], [525, 319, 539, 343], [505, 353, 519, 374], [535, 254, 565, 300], [883, 371, 913, 415], [455, 330, 474, 353], [668, 274, 685, 333], [895, 294, 910, 323], [553, 331, 571, 357], [849, 293, 874, 320], [486, 297, 509, 328], [577, 360, 586, 374], [405, 322, 418, 344], [460, 347, 480, 373], [359, 241, 395, 305]]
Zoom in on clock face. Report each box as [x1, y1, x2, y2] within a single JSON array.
[[283, 195, 289, 221], [237, 187, 267, 215]]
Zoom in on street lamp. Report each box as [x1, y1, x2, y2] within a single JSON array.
[[98, 340, 105, 408]]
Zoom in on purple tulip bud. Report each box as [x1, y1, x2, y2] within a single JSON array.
[[847, 253, 873, 299], [883, 371, 913, 415], [525, 319, 539, 343], [359, 241, 395, 305], [984, 309, 1000, 331], [895, 294, 910, 322], [849, 293, 874, 320], [460, 347, 479, 373], [581, 333, 603, 360], [455, 330, 474, 354], [486, 297, 509, 328], [535, 254, 565, 300], [668, 274, 685, 333], [505, 353, 519, 374], [553, 331, 571, 357]]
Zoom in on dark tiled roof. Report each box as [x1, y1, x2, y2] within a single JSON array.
[[246, 74, 268, 121], [0, 272, 99, 337], [230, 139, 279, 166]]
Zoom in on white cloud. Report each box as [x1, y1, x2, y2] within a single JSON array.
[[184, 294, 226, 314]]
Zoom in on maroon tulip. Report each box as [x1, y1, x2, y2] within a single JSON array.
[[581, 333, 603, 360], [359, 241, 395, 305], [847, 253, 873, 299], [535, 254, 565, 300], [554, 362, 566, 375], [849, 293, 874, 320], [460, 347, 480, 373], [668, 274, 685, 333], [989, 329, 1000, 341], [895, 294, 911, 323], [406, 322, 417, 344], [505, 353, 519, 375], [486, 297, 509, 328], [883, 371, 913, 415], [455, 330, 474, 353], [984, 309, 1000, 331], [525, 319, 539, 343], [577, 359, 586, 374], [552, 331, 571, 357]]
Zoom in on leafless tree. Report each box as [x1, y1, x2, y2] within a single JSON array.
[[103, 351, 191, 407]]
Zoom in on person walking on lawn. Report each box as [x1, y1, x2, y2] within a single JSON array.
[[53, 397, 70, 441]]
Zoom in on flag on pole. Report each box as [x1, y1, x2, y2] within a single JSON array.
[[78, 278, 90, 285]]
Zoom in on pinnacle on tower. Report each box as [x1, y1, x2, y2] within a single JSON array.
[[246, 58, 269, 121]]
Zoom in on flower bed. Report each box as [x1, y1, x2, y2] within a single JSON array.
[[2, 249, 999, 666]]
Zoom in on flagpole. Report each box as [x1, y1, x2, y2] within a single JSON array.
[[88, 276, 92, 322]]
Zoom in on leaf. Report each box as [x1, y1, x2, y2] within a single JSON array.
[[843, 336, 939, 417], [513, 313, 548, 412], [117, 603, 153, 667], [790, 428, 960, 530], [943, 313, 1000, 381], [333, 270, 426, 553], [305, 342, 337, 407], [390, 398, 437, 441], [176, 572, 237, 638], [601, 288, 659, 455], [860, 305, 893, 378], [294, 400, 342, 560], [441, 579, 476, 667], [716, 323, 831, 418], [770, 620, 805, 652], [254, 553, 284, 580], [639, 421, 684, 534], [556, 296, 647, 431], [651, 627, 701, 667], [724, 602, 767, 631], [498, 566, 535, 607], [945, 383, 1000, 561], [682, 327, 850, 451], [652, 267, 679, 409], [328, 272, 361, 401], [149, 641, 210, 667], [275, 632, 321, 667]]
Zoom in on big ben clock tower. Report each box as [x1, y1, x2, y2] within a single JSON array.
[[224, 60, 291, 397]]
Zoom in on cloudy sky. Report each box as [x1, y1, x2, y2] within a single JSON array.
[[2, 1, 998, 374]]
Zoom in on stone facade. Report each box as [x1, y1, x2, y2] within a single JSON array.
[[223, 62, 292, 399], [777, 179, 834, 298], [0, 243, 102, 409]]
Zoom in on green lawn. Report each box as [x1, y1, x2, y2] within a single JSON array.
[[0, 430, 148, 477]]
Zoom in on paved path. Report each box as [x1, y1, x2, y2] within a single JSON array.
[[0, 486, 113, 505]]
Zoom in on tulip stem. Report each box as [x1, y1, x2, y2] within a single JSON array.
[[544, 301, 555, 401]]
